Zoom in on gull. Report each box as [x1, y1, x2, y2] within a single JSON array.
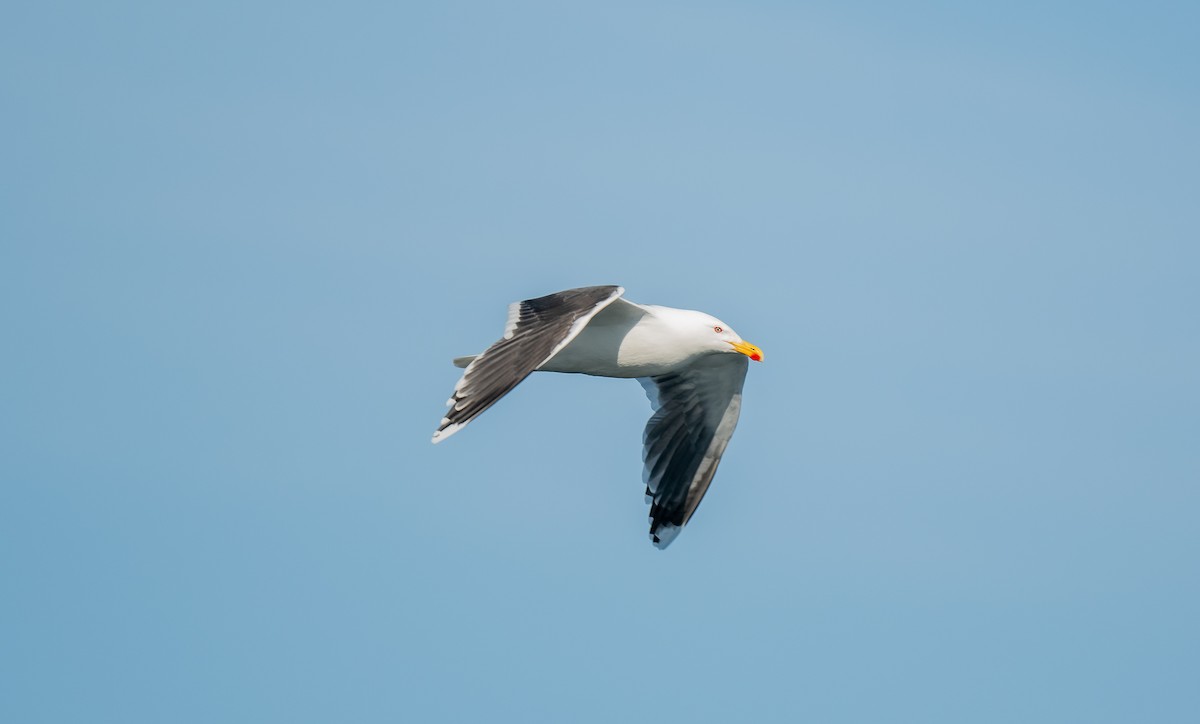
[[432, 285, 763, 548]]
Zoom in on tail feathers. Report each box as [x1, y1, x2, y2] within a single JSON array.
[[452, 355, 478, 369]]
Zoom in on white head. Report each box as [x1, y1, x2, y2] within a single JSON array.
[[674, 309, 765, 362]]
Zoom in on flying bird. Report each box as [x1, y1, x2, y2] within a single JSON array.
[[432, 285, 763, 548]]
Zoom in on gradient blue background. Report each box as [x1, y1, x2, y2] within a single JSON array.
[[3, 2, 1198, 722]]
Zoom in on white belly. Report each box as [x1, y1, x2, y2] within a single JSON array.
[[538, 311, 698, 378]]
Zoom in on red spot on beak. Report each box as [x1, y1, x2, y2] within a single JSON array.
[[750, 353, 762, 362]]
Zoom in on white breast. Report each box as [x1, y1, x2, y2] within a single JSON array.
[[539, 305, 709, 378]]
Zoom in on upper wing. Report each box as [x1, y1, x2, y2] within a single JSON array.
[[638, 353, 749, 548], [432, 285, 625, 443]]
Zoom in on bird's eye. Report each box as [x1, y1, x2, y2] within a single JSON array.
[[713, 326, 723, 333]]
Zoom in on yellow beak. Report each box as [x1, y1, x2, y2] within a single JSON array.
[[729, 340, 764, 362]]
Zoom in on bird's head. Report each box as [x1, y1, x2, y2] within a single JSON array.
[[692, 312, 764, 362]]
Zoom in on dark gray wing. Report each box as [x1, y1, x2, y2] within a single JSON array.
[[638, 353, 749, 548], [432, 285, 624, 443]]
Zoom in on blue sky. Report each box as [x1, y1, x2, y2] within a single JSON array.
[[3, 2, 1198, 722]]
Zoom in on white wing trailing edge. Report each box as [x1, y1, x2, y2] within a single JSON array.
[[639, 354, 748, 548], [432, 286, 625, 443]]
